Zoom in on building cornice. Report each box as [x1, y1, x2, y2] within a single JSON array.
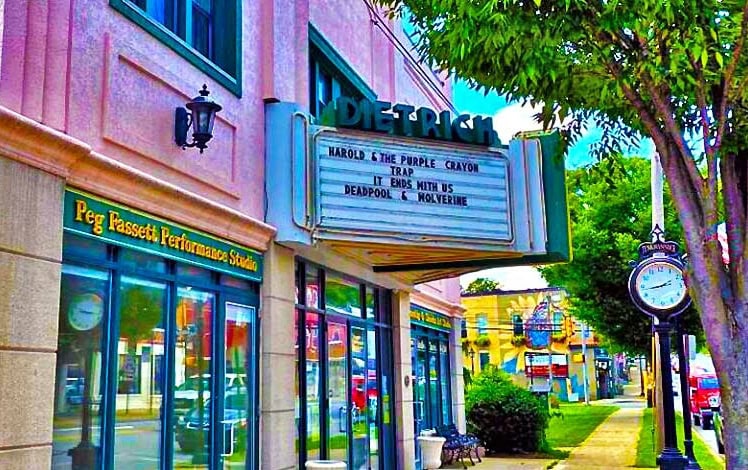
[[0, 105, 276, 251]]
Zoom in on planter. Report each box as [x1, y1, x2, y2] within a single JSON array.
[[474, 335, 491, 348], [416, 435, 446, 470]]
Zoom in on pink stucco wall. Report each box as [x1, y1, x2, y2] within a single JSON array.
[[1, 0, 452, 225], [0, 0, 461, 305]]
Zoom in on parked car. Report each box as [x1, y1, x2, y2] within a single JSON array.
[[175, 390, 248, 456], [174, 373, 246, 416], [689, 370, 721, 430], [713, 406, 725, 454]]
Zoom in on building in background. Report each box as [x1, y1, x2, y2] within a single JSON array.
[[0, 1, 568, 469], [462, 287, 612, 402]]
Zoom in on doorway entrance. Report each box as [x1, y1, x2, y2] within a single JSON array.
[[412, 333, 452, 434], [411, 328, 452, 467], [295, 262, 396, 470]]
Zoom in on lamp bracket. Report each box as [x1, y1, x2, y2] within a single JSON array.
[[175, 107, 192, 148]]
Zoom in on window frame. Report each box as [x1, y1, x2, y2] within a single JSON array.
[[55, 234, 260, 470], [308, 24, 376, 118], [110, 0, 242, 96]]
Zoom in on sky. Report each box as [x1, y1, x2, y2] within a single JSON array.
[[453, 80, 656, 291]]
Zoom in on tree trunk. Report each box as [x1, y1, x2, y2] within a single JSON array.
[[653, 143, 748, 469]]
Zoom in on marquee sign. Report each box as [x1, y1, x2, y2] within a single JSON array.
[[314, 129, 512, 245]]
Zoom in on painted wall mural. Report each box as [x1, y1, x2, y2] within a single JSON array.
[[462, 288, 601, 401]]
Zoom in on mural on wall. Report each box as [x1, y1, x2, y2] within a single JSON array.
[[501, 292, 572, 375]]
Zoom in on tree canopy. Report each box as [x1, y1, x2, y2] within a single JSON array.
[[539, 157, 701, 356], [381, 2, 748, 464], [464, 277, 500, 294]]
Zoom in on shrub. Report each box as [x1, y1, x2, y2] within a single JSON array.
[[466, 366, 550, 454], [549, 394, 561, 409]]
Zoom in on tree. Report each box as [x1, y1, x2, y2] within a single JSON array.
[[379, 2, 748, 465], [539, 157, 702, 356], [464, 277, 499, 294]]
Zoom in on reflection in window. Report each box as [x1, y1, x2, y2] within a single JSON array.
[[305, 313, 321, 460], [367, 328, 379, 469], [173, 287, 214, 468], [119, 249, 167, 273], [325, 274, 362, 317], [477, 314, 488, 335], [224, 302, 253, 467], [306, 266, 320, 309], [114, 275, 166, 467], [439, 342, 451, 425], [53, 265, 109, 469]]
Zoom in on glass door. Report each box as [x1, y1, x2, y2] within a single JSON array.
[[350, 323, 369, 470], [327, 318, 349, 464], [223, 301, 256, 469], [414, 338, 430, 431]]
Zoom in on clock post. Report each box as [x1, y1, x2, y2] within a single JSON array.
[[628, 226, 691, 470]]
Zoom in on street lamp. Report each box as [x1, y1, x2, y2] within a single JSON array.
[[468, 347, 476, 374]]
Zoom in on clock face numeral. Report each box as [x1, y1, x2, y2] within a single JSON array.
[[635, 261, 688, 311]]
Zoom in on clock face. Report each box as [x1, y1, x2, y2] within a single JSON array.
[[635, 261, 688, 311], [68, 293, 104, 331]]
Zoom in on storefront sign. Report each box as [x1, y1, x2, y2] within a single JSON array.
[[524, 353, 569, 378], [63, 188, 263, 282], [315, 131, 512, 244], [410, 305, 452, 332], [330, 97, 500, 147]]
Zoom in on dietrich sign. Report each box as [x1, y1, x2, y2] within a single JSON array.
[[315, 130, 512, 244], [329, 97, 500, 147]]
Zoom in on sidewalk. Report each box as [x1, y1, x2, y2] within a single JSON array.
[[553, 406, 643, 469], [452, 372, 647, 470], [554, 379, 647, 470]]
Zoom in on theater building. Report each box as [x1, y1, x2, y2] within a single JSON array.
[[0, 1, 568, 469]]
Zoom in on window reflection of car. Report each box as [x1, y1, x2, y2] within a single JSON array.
[[175, 390, 248, 456], [713, 406, 725, 454], [65, 378, 85, 405], [174, 374, 246, 416]]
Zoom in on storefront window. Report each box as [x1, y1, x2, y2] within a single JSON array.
[[306, 312, 321, 460], [224, 302, 255, 468], [114, 276, 166, 467], [53, 265, 108, 469], [53, 232, 260, 470], [295, 261, 395, 469], [325, 274, 362, 317]]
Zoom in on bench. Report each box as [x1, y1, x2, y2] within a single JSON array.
[[435, 424, 482, 469]]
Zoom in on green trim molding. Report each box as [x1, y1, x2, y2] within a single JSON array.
[[63, 188, 263, 281], [410, 305, 452, 332], [110, 0, 242, 97], [309, 23, 377, 102]]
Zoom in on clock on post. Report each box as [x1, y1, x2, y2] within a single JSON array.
[[628, 225, 691, 320], [627, 224, 691, 470]]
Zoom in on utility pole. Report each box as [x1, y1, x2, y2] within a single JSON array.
[[581, 322, 590, 405], [651, 155, 666, 454]]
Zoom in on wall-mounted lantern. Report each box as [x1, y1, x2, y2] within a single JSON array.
[[175, 85, 222, 153]]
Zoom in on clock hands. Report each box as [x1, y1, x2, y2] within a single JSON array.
[[645, 280, 673, 290]]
